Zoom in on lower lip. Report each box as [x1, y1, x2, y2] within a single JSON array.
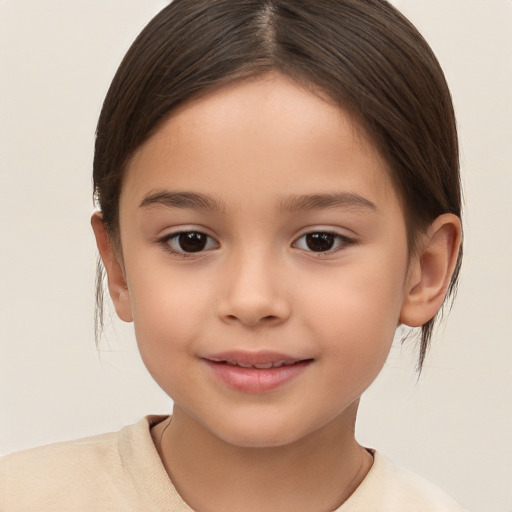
[[204, 360, 311, 393]]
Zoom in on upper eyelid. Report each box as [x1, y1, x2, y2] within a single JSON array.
[[156, 224, 356, 243], [158, 227, 354, 240], [293, 226, 356, 240], [159, 226, 217, 239], [161, 230, 219, 244], [293, 231, 352, 244]]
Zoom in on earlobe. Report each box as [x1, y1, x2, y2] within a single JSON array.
[[91, 212, 133, 322], [400, 213, 462, 327]]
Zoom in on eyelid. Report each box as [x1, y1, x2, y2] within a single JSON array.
[[292, 228, 355, 254], [158, 227, 220, 256], [156, 225, 355, 257]]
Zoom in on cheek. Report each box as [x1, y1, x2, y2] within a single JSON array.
[[310, 299, 396, 400], [125, 262, 212, 375], [300, 253, 407, 372]]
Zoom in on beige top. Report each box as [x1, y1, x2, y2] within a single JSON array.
[[0, 416, 467, 511]]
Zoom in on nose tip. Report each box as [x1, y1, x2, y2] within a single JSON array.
[[217, 267, 291, 328]]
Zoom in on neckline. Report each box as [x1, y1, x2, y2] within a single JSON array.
[[120, 415, 384, 512]]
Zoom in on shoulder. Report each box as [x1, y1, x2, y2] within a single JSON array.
[[0, 428, 123, 511], [377, 453, 468, 511], [1, 428, 120, 471], [340, 451, 468, 512], [0, 416, 169, 511]]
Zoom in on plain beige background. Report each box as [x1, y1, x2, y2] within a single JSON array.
[[1, 1, 511, 511]]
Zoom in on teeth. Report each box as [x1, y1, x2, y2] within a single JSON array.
[[230, 360, 298, 369], [215, 359, 304, 368], [236, 362, 253, 368], [253, 363, 274, 369]]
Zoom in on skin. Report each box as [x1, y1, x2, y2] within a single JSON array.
[[92, 73, 461, 512]]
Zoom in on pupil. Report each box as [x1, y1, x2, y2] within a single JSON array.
[[179, 232, 207, 252], [306, 233, 335, 252]]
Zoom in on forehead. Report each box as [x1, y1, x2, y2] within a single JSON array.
[[121, 73, 398, 213]]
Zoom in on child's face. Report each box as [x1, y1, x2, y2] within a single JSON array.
[[115, 73, 416, 447]]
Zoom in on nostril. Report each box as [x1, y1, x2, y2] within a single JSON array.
[[224, 313, 281, 327], [218, 296, 291, 327]]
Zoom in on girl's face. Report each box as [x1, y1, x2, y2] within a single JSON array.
[[114, 73, 416, 447]]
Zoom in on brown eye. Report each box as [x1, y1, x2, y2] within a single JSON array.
[[294, 232, 350, 253], [305, 233, 336, 252], [166, 231, 218, 254], [178, 232, 207, 252]]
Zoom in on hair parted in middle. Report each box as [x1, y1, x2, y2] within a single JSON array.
[[93, 0, 462, 370]]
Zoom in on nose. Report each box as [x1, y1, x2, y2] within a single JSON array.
[[217, 250, 291, 328]]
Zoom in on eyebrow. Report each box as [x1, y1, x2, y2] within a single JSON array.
[[139, 190, 376, 214], [140, 190, 227, 213], [278, 192, 377, 213]]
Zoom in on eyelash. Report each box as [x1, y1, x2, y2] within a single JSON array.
[[293, 231, 353, 255], [159, 230, 353, 257], [160, 231, 219, 257]]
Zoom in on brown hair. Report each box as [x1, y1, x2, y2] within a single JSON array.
[[93, 0, 462, 371]]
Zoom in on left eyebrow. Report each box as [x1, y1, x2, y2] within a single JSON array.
[[277, 192, 377, 213]]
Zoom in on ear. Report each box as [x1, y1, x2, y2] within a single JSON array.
[[400, 213, 462, 327], [91, 212, 133, 322]]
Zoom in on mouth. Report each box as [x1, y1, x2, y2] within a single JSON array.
[[206, 359, 307, 369], [203, 351, 313, 393]]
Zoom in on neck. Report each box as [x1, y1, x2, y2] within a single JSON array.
[[152, 402, 373, 512]]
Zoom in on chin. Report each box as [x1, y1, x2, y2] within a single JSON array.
[[208, 416, 315, 450], [219, 430, 302, 449]]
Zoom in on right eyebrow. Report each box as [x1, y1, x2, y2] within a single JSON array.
[[139, 190, 227, 213]]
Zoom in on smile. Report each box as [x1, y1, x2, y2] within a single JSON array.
[[203, 351, 313, 393], [210, 359, 300, 369]]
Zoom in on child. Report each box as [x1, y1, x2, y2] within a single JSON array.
[[1, 1, 467, 510]]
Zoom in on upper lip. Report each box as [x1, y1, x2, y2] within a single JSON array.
[[204, 350, 311, 369]]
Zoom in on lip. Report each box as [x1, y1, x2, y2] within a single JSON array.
[[203, 350, 313, 393]]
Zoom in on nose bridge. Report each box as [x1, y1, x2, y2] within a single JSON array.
[[218, 242, 290, 327]]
